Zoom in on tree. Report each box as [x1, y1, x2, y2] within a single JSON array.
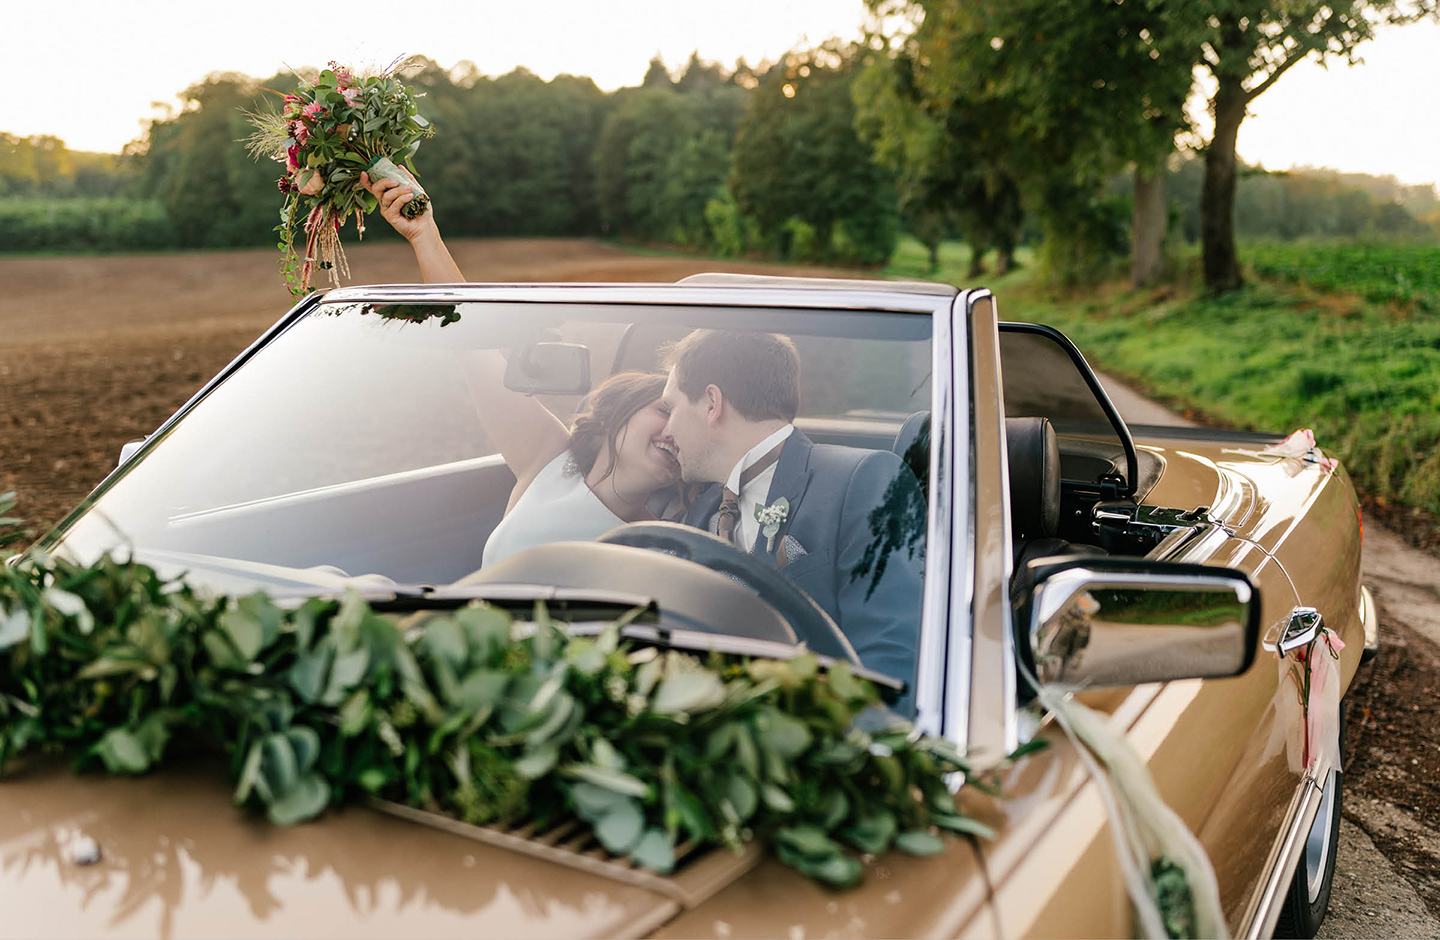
[[863, 0, 1196, 286], [1197, 1, 1438, 290], [730, 48, 899, 264]]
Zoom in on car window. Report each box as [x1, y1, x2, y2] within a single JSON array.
[[55, 300, 935, 591]]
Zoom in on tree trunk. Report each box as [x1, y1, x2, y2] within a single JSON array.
[[966, 246, 986, 279], [995, 247, 1013, 275], [1131, 167, 1166, 288], [1202, 73, 1247, 293], [926, 239, 940, 273]]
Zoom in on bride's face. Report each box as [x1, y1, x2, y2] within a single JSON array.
[[615, 399, 681, 487]]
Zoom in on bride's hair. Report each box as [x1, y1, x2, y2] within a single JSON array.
[[569, 371, 668, 485]]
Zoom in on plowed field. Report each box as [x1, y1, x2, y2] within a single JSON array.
[[0, 239, 847, 534]]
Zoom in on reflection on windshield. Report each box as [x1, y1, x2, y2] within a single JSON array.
[[49, 300, 937, 693]]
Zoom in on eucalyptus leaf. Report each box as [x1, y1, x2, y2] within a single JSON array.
[[756, 710, 812, 759], [235, 740, 264, 804], [932, 813, 998, 840], [261, 733, 299, 798], [0, 605, 29, 651], [840, 811, 897, 854], [595, 799, 645, 854], [630, 828, 676, 873], [514, 745, 560, 780], [776, 825, 840, 858], [760, 783, 795, 813], [94, 728, 151, 774], [286, 726, 321, 774], [455, 669, 511, 712], [725, 774, 758, 822], [802, 852, 864, 888], [895, 830, 946, 856], [564, 763, 652, 800], [288, 643, 334, 704], [569, 781, 628, 820], [652, 670, 726, 715], [422, 617, 467, 672], [266, 772, 331, 826]]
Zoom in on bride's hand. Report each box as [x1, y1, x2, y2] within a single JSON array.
[[361, 170, 434, 243]]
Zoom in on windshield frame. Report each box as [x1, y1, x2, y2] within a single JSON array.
[[35, 280, 967, 735]]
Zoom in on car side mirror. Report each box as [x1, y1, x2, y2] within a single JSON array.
[[504, 341, 591, 396], [1017, 556, 1260, 689]]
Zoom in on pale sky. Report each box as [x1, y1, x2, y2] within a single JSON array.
[[9, 2, 1438, 189]]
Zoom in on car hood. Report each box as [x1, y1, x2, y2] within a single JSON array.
[[0, 758, 703, 939]]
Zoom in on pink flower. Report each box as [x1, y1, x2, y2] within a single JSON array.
[[286, 144, 300, 173], [294, 123, 310, 145], [328, 61, 356, 86], [341, 87, 361, 106], [295, 168, 324, 196], [303, 101, 326, 119]]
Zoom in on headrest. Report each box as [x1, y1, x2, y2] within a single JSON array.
[[1006, 416, 1061, 539], [891, 411, 930, 488]]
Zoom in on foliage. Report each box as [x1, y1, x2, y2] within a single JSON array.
[[998, 257, 1440, 515], [730, 47, 899, 264], [0, 517, 990, 888], [0, 134, 136, 198], [244, 60, 435, 295], [860, 0, 1195, 283], [1243, 241, 1440, 311], [0, 198, 174, 252]]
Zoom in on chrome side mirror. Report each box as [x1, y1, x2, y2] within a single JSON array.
[[1020, 557, 1260, 689]]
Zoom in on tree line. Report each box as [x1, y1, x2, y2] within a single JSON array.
[[3, 0, 1438, 290]]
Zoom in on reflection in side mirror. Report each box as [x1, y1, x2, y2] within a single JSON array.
[[1021, 557, 1260, 689], [118, 437, 146, 467], [504, 342, 591, 396]]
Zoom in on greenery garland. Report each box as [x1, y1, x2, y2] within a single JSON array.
[[0, 493, 995, 888]]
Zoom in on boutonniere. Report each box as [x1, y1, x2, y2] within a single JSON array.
[[754, 497, 790, 552]]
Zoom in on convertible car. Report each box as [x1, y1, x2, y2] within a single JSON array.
[[5, 275, 1372, 938]]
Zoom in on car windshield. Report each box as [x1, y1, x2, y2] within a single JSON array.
[[52, 299, 936, 624]]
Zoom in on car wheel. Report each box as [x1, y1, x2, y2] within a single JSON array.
[[1274, 705, 1345, 939]]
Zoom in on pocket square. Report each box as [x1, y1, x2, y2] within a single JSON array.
[[776, 534, 808, 569]]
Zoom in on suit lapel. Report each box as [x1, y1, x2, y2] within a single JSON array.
[[748, 430, 814, 564]]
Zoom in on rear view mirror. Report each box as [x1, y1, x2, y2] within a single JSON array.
[[1018, 557, 1260, 689], [504, 342, 591, 396]]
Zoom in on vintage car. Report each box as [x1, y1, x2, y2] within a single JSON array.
[[5, 275, 1373, 938]]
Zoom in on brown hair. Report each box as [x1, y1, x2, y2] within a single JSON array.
[[569, 371, 668, 484], [662, 330, 800, 422]]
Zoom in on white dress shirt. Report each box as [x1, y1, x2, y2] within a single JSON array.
[[722, 424, 795, 550]]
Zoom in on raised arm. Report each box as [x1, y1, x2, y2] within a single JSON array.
[[362, 172, 571, 497]]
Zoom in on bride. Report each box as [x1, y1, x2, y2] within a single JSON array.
[[362, 171, 682, 566]]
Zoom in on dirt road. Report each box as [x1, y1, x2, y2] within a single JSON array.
[[4, 239, 1438, 935]]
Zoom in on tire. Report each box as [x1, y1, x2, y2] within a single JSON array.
[[1274, 705, 1346, 939]]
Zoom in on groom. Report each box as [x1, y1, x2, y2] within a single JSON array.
[[659, 329, 923, 709]]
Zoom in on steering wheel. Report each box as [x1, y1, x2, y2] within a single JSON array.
[[596, 521, 861, 665]]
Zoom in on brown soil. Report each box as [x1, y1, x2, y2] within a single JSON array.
[[1343, 602, 1440, 921], [0, 239, 850, 537]]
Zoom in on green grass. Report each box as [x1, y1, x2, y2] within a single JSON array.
[[1242, 241, 1440, 312], [882, 237, 1038, 291], [889, 238, 1440, 516]]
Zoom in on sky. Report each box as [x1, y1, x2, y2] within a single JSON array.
[[9, 1, 1439, 189]]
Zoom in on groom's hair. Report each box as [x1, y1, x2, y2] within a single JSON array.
[[664, 330, 800, 422]]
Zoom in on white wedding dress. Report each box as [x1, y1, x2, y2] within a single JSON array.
[[481, 450, 625, 567]]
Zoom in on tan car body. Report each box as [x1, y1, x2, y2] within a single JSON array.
[[1, 283, 1368, 938]]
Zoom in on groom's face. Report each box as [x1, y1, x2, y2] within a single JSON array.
[[660, 368, 722, 484]]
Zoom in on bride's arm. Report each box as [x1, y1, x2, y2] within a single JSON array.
[[363, 172, 572, 486]]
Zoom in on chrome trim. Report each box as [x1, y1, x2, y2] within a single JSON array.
[[321, 281, 956, 315], [913, 291, 960, 739], [1239, 769, 1327, 939], [1361, 585, 1379, 662]]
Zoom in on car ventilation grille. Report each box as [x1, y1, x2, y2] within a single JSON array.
[[368, 798, 762, 906]]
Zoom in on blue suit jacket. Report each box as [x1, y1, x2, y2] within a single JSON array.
[[684, 430, 924, 711]]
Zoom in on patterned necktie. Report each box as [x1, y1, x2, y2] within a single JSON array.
[[715, 440, 786, 547]]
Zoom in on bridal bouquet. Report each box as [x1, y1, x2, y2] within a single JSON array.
[[246, 58, 435, 295]]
